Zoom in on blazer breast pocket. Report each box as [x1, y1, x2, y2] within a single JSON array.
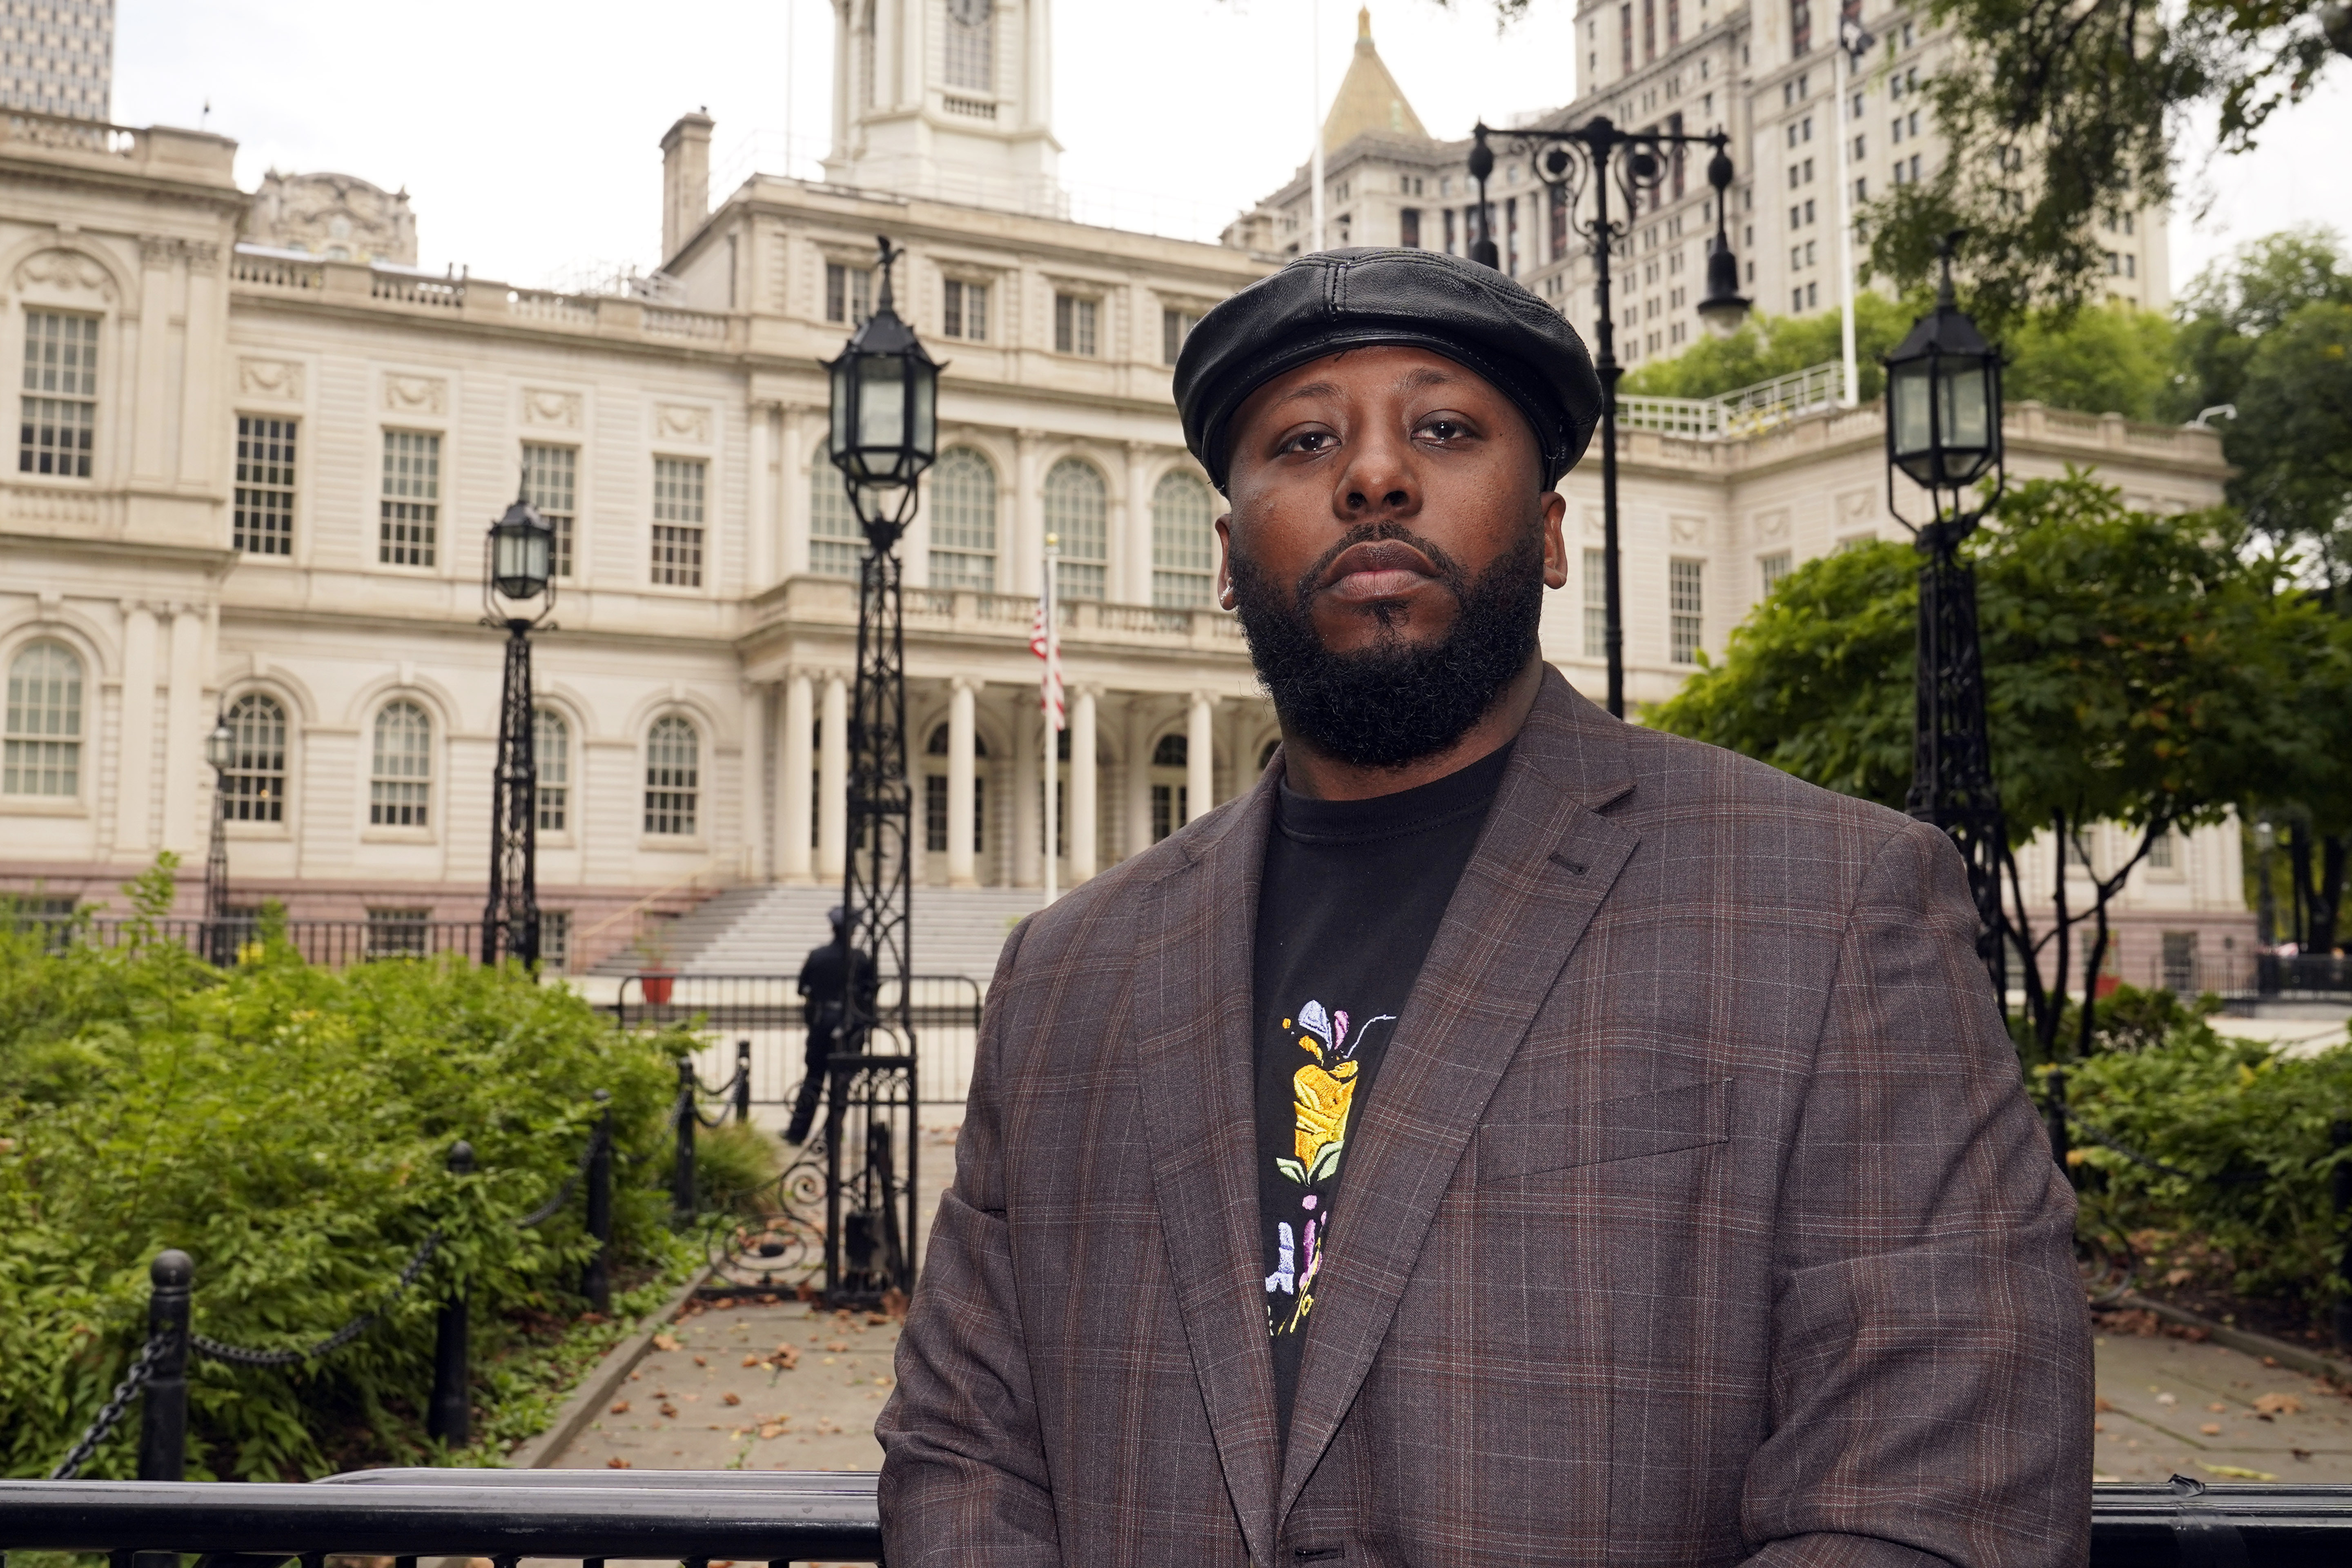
[[1474, 1078, 1731, 1183]]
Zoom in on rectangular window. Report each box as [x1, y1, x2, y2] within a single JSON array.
[[926, 773, 949, 853], [523, 443, 578, 578], [1670, 557, 1704, 664], [541, 910, 572, 973], [1620, 2, 1633, 70], [1399, 207, 1421, 248], [365, 908, 432, 959], [1758, 551, 1792, 594], [826, 263, 874, 325], [1151, 783, 1188, 843], [20, 310, 96, 478], [535, 708, 569, 832], [234, 416, 297, 555], [1790, 0, 1811, 53], [943, 278, 989, 341], [1162, 307, 1203, 365], [1582, 548, 1608, 660], [1443, 207, 1458, 254], [650, 457, 706, 588], [2160, 930, 2196, 993], [379, 430, 440, 566], [1055, 294, 1099, 356]]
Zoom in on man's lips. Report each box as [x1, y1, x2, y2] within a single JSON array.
[[1318, 540, 1439, 602]]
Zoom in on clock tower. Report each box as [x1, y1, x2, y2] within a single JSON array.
[[823, 0, 1063, 214]]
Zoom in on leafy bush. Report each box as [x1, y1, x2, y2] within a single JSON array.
[[0, 865, 695, 1479], [2063, 1015, 2352, 1309]]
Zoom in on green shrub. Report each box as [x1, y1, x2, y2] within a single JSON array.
[[0, 868, 697, 1479]]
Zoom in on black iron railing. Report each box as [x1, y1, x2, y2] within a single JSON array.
[[15, 916, 489, 968], [615, 972, 984, 1107], [3, 1471, 2352, 1566]]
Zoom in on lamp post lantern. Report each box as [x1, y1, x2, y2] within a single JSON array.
[[1471, 117, 1748, 718], [816, 234, 936, 1305], [1884, 234, 2009, 1006], [202, 713, 235, 966], [480, 484, 556, 970]]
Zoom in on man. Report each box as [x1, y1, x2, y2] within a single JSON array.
[[786, 906, 874, 1147], [879, 248, 2088, 1568]]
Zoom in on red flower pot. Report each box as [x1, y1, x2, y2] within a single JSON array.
[[641, 971, 675, 1005]]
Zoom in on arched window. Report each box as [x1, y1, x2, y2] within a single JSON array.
[[1044, 459, 1107, 602], [370, 700, 432, 827], [1151, 472, 1216, 608], [944, 0, 994, 91], [534, 708, 570, 832], [1152, 734, 1187, 768], [929, 448, 998, 591], [924, 722, 989, 758], [222, 693, 287, 822], [810, 458, 862, 578], [4, 641, 82, 797], [645, 715, 699, 835]]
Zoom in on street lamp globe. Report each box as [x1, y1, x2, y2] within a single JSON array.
[[826, 237, 939, 545], [204, 713, 236, 774], [1696, 147, 1751, 336], [1884, 251, 2003, 495], [487, 492, 555, 604]]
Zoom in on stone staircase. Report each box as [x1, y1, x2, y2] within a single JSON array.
[[592, 884, 1043, 984]]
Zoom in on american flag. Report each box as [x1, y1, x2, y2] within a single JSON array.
[[1031, 594, 1064, 730]]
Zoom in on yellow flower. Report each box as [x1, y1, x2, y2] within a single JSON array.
[[1293, 1059, 1358, 1169]]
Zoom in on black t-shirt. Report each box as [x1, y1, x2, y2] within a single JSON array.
[[1253, 744, 1511, 1432]]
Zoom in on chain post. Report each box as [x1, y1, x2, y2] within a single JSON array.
[[735, 1040, 752, 1125], [583, 1090, 612, 1314], [673, 1058, 697, 1224], [426, 1140, 473, 1448], [136, 1250, 192, 1482], [2334, 1120, 2352, 1349]]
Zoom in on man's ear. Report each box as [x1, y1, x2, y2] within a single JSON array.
[[1214, 514, 1236, 610], [1539, 491, 1568, 590]]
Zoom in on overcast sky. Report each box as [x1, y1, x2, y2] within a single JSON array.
[[116, 0, 2350, 301]]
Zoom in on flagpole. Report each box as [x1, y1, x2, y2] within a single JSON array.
[[1310, 0, 1326, 253], [1042, 532, 1060, 904]]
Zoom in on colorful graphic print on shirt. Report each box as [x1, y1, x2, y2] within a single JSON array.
[[1264, 997, 1397, 1339]]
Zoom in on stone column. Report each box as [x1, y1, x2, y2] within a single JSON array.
[[817, 674, 848, 882], [747, 401, 775, 590], [1125, 696, 1154, 855], [781, 673, 814, 882], [780, 405, 811, 577], [1125, 442, 1156, 604], [1011, 695, 1040, 888], [114, 601, 158, 858], [158, 606, 207, 854], [1012, 429, 1044, 603], [1069, 686, 1098, 882], [947, 678, 978, 887], [1187, 692, 1215, 826], [742, 682, 771, 882]]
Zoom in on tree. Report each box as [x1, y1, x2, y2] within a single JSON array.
[[1651, 474, 2324, 1069], [1620, 293, 1917, 400]]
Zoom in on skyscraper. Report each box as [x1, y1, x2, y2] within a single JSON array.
[[0, 0, 112, 122]]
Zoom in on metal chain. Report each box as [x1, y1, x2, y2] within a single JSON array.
[[691, 1062, 749, 1100], [49, 1332, 165, 1479], [190, 1230, 441, 1368], [514, 1122, 606, 1231]]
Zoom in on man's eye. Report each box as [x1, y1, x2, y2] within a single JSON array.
[[1421, 419, 1471, 441], [1285, 431, 1336, 453]]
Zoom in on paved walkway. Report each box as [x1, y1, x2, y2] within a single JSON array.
[[2093, 1321, 2352, 1482]]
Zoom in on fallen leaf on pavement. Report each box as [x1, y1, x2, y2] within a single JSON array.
[[653, 1332, 682, 1351], [867, 1312, 891, 1326], [759, 1422, 786, 1439], [609, 1401, 630, 1414], [723, 1392, 742, 1406], [659, 1403, 679, 1419], [606, 1458, 632, 1469], [695, 1355, 708, 1367], [2207, 1403, 2227, 1413], [774, 1344, 800, 1369], [2200, 1423, 2222, 1435], [2094, 1397, 2114, 1413], [742, 1354, 762, 1367], [827, 1341, 849, 1352], [2156, 1393, 2178, 1408], [2255, 1393, 2305, 1415]]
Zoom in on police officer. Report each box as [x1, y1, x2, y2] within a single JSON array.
[[786, 906, 875, 1146]]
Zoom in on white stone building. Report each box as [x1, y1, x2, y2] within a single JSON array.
[[0, 0, 2247, 985], [0, 0, 110, 122]]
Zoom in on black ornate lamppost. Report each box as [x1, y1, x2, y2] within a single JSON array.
[[1884, 235, 2009, 1006], [1470, 118, 1748, 718], [480, 484, 556, 969], [817, 234, 937, 1305], [202, 712, 235, 965]]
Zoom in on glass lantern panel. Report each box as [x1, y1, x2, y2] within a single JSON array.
[[1938, 360, 1991, 452], [857, 357, 907, 456], [829, 358, 853, 463], [911, 363, 937, 463], [206, 724, 236, 771], [1889, 359, 1933, 461]]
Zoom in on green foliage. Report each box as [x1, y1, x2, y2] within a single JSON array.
[[1620, 293, 1916, 401], [1650, 472, 2318, 842], [667, 1118, 785, 1216], [2066, 1023, 2352, 1309], [0, 874, 697, 1480]]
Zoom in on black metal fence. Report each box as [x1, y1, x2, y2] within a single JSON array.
[[615, 972, 984, 1107], [3, 1470, 2352, 1566], [17, 916, 488, 968]]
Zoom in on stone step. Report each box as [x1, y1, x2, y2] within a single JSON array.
[[592, 884, 1045, 984]]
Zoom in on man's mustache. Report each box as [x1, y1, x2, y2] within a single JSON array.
[[1289, 522, 1472, 608]]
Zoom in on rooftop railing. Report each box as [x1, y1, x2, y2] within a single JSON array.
[[1616, 360, 1851, 441]]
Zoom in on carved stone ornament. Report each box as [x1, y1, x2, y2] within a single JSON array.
[[1582, 506, 1607, 538], [657, 403, 712, 443], [239, 357, 305, 401], [523, 388, 582, 430], [383, 374, 448, 415], [1669, 513, 1706, 545], [1755, 508, 1791, 541], [15, 247, 116, 303], [1835, 487, 1875, 527]]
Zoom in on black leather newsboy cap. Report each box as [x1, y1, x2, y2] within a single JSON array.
[[1173, 247, 1604, 492]]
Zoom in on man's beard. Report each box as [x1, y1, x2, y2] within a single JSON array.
[[1229, 522, 1546, 771]]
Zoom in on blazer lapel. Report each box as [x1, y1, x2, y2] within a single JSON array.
[[1132, 773, 1285, 1565], [1276, 670, 1642, 1517]]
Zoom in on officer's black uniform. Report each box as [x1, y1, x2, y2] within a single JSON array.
[[787, 915, 876, 1145]]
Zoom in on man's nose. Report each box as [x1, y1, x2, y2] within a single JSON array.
[[1336, 425, 1419, 519]]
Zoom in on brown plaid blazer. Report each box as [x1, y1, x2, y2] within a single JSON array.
[[879, 667, 2089, 1568]]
